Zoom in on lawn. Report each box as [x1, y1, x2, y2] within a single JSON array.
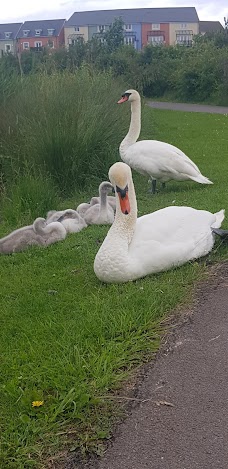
[[0, 106, 228, 468]]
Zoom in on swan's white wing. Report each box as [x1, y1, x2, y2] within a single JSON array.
[[128, 207, 218, 276], [125, 140, 201, 180], [132, 207, 217, 244]]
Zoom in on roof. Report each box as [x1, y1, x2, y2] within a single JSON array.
[[17, 19, 65, 38], [0, 23, 22, 40], [199, 21, 224, 34], [66, 7, 199, 27]]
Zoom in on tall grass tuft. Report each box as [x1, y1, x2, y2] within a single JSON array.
[[0, 170, 60, 227], [0, 68, 128, 195]]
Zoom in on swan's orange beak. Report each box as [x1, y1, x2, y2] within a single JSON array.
[[116, 185, 130, 215], [117, 96, 129, 104]]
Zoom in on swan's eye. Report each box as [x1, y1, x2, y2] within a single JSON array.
[[121, 92, 131, 100], [118, 93, 131, 104], [116, 185, 128, 199]]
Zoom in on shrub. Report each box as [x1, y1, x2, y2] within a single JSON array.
[[0, 68, 128, 195], [1, 170, 60, 226]]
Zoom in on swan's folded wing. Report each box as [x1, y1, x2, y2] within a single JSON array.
[[131, 207, 218, 246]]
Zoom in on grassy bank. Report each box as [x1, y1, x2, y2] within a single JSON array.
[[0, 105, 228, 468]]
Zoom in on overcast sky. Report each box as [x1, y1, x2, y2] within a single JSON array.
[[1, 0, 227, 24]]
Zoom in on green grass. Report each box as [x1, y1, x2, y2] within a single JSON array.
[[0, 106, 228, 468]]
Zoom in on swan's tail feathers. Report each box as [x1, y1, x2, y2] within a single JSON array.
[[212, 228, 228, 240], [211, 209, 225, 229], [189, 174, 213, 185]]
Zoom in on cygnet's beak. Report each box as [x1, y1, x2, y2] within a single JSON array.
[[57, 215, 64, 222], [116, 185, 130, 215]]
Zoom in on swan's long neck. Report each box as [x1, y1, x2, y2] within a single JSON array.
[[110, 177, 137, 245], [119, 98, 141, 159], [99, 189, 108, 214], [33, 219, 52, 236]]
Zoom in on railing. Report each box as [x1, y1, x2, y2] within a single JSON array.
[[175, 30, 193, 34], [68, 33, 84, 38], [30, 46, 43, 52], [176, 39, 193, 47], [147, 30, 165, 37]]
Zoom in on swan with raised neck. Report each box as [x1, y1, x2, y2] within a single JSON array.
[[118, 89, 213, 193], [94, 162, 224, 283], [84, 181, 114, 225]]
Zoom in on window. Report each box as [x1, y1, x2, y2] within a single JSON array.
[[180, 23, 187, 29], [176, 33, 192, 45], [97, 25, 106, 32], [74, 27, 80, 32], [152, 23, 160, 30], [34, 41, 42, 48], [124, 36, 135, 45], [23, 30, 30, 37], [125, 24, 132, 31], [5, 44, 11, 52], [5, 32, 12, 39], [48, 40, 54, 48], [35, 29, 42, 36], [47, 28, 55, 35], [148, 35, 164, 45], [23, 42, 29, 50]]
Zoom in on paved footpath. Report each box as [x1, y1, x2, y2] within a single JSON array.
[[79, 263, 228, 469], [147, 101, 228, 114]]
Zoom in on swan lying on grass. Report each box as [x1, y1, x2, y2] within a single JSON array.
[[90, 195, 116, 211], [57, 209, 87, 233], [77, 184, 116, 218], [76, 202, 92, 218], [0, 218, 66, 254], [117, 89, 213, 194], [84, 182, 115, 225], [94, 162, 224, 283]]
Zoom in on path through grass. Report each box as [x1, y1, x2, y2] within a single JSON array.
[[0, 107, 228, 468]]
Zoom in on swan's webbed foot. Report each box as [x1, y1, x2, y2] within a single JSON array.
[[148, 179, 157, 194], [212, 228, 228, 240]]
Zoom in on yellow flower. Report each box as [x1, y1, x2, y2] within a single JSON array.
[[32, 400, 44, 407]]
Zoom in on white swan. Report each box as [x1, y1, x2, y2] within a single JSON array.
[[46, 210, 67, 224], [118, 90, 213, 193], [90, 195, 116, 211], [57, 209, 87, 233], [94, 162, 224, 283], [0, 218, 66, 254], [76, 202, 94, 218], [33, 218, 67, 245], [84, 182, 115, 225], [77, 192, 116, 218]]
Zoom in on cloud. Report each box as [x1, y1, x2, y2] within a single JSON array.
[[1, 0, 226, 23]]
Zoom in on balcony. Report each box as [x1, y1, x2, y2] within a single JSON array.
[[147, 30, 165, 38], [124, 30, 137, 37], [176, 39, 193, 47], [30, 46, 43, 52], [176, 30, 193, 47], [68, 33, 84, 41]]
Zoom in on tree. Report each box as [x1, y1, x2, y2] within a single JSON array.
[[104, 17, 124, 53]]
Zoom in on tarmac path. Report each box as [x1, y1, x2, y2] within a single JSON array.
[[147, 100, 228, 114], [82, 263, 228, 469]]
